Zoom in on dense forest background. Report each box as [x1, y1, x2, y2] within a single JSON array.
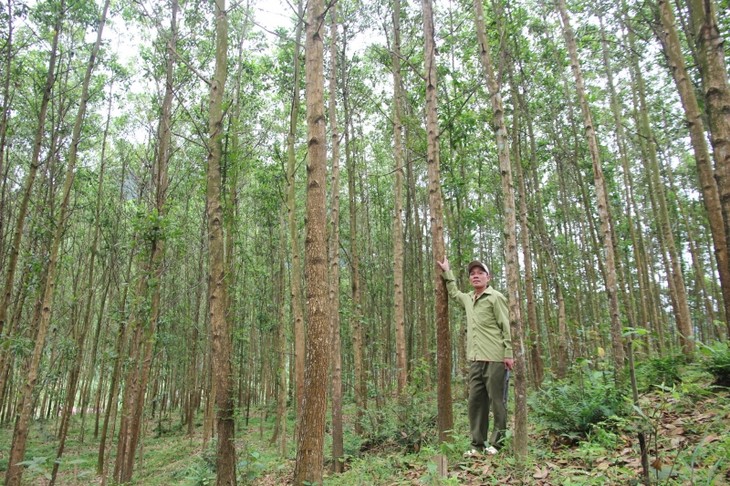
[[0, 0, 729, 484]]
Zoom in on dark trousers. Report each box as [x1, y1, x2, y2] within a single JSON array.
[[468, 360, 508, 449]]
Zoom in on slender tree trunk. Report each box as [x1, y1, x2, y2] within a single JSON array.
[[272, 209, 288, 455], [556, 0, 625, 374], [49, 3, 110, 481], [421, 0, 452, 442], [115, 3, 176, 481], [628, 6, 694, 356], [473, 0, 527, 458], [327, 4, 344, 473], [658, 0, 730, 338], [207, 2, 235, 483], [392, 0, 407, 397], [0, 0, 15, 248], [0, 0, 61, 345], [286, 0, 306, 431], [293, 0, 330, 481], [187, 219, 206, 437], [508, 56, 544, 388], [686, 0, 730, 301], [341, 26, 366, 435]]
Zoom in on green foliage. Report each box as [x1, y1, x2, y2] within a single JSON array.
[[530, 370, 629, 441], [700, 341, 730, 387], [359, 386, 438, 453], [636, 353, 684, 391], [238, 449, 267, 483]]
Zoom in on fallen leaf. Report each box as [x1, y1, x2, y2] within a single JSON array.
[[533, 467, 549, 479]]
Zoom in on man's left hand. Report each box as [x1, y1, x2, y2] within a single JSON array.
[[504, 358, 514, 371]]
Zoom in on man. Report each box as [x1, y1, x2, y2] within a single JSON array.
[[437, 257, 514, 457]]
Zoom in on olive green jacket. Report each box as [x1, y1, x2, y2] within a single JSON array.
[[441, 270, 513, 362]]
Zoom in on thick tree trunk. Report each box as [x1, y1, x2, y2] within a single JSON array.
[[293, 0, 330, 481], [421, 0, 452, 442]]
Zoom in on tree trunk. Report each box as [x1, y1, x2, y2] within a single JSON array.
[[286, 0, 306, 431], [659, 0, 730, 338], [115, 2, 176, 481], [627, 5, 694, 357], [49, 2, 110, 481], [555, 0, 625, 375], [293, 0, 330, 481], [327, 4, 344, 473], [686, 0, 730, 308], [392, 0, 408, 397], [206, 1, 236, 484], [0, 0, 61, 345], [341, 25, 367, 435], [473, 0, 527, 458], [421, 0, 452, 442]]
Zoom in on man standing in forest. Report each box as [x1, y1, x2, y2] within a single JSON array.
[[437, 257, 514, 457]]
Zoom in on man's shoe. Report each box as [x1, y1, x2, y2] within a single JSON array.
[[463, 448, 482, 458], [485, 445, 498, 455]]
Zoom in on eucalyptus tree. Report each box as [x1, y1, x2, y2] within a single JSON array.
[[656, 0, 729, 337], [114, 1, 177, 481], [555, 0, 625, 375], [284, 0, 306, 429], [472, 0, 527, 459], [686, 0, 730, 286], [206, 0, 236, 482], [47, 2, 110, 483], [421, 0, 452, 442], [4, 2, 71, 483], [625, 8, 696, 358], [293, 0, 330, 481], [0, 0, 62, 359], [391, 0, 408, 397], [340, 14, 367, 435], [327, 1, 345, 472]]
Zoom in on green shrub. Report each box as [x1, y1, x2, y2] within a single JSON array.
[[636, 354, 684, 391], [701, 341, 730, 387], [530, 370, 629, 442], [359, 387, 437, 453]]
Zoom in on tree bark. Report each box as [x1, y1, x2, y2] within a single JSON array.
[[421, 0, 452, 442], [392, 0, 408, 397], [473, 0, 527, 458], [327, 3, 344, 473], [293, 0, 330, 481], [286, 0, 306, 431], [555, 0, 625, 375], [659, 0, 730, 338], [686, 0, 730, 309], [207, 0, 236, 484]]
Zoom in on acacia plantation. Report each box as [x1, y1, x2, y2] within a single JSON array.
[[0, 0, 729, 484]]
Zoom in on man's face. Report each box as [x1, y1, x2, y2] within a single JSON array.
[[469, 267, 490, 291]]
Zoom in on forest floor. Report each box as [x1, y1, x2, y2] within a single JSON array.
[[251, 370, 730, 486], [0, 366, 728, 485]]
